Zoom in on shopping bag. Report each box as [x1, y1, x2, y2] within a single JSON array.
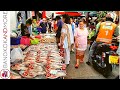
[[10, 32, 17, 38], [66, 24, 71, 49], [88, 30, 95, 40], [59, 44, 65, 57], [35, 35, 41, 39], [32, 28, 39, 35], [12, 29, 21, 37], [10, 47, 23, 63], [20, 36, 30, 46], [30, 38, 40, 45]]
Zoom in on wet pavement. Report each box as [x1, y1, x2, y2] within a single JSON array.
[[65, 45, 119, 79]]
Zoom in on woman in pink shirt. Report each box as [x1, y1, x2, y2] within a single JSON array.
[[74, 19, 88, 68]]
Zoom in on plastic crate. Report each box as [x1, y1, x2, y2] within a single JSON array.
[[11, 37, 21, 45], [20, 36, 30, 46]]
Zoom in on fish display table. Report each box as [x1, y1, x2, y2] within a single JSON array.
[[10, 34, 66, 79]]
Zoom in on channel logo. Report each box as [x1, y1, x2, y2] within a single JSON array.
[[0, 69, 10, 79]]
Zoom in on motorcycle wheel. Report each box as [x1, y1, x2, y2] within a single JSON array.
[[102, 64, 112, 78], [92, 59, 112, 78], [92, 60, 97, 68]]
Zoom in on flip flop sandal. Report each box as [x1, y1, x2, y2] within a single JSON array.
[[75, 64, 79, 68]]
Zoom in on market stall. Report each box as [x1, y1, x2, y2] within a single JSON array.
[[10, 34, 67, 79]]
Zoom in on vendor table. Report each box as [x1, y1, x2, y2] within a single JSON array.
[[10, 33, 66, 79]]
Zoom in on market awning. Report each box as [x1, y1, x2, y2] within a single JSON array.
[[55, 12, 82, 16]]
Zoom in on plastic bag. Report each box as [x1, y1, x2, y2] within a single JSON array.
[[88, 30, 95, 40], [30, 38, 40, 45], [35, 35, 41, 39], [12, 29, 21, 37], [10, 32, 17, 38], [10, 47, 23, 63]]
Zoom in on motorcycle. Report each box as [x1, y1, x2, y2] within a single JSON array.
[[91, 38, 119, 77]]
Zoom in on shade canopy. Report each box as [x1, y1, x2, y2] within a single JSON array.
[[56, 12, 82, 16]]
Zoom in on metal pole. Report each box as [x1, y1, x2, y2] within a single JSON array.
[[30, 11, 32, 36]]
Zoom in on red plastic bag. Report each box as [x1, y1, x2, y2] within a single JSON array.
[[59, 45, 65, 57]]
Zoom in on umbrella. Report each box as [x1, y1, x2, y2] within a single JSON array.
[[56, 12, 82, 16], [89, 11, 97, 17]]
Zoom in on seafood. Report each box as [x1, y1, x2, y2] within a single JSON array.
[[10, 71, 21, 79], [11, 34, 66, 79]]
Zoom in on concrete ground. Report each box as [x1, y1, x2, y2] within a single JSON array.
[[65, 45, 119, 79]]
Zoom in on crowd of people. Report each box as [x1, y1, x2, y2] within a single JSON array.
[[15, 11, 120, 69], [54, 12, 120, 69]]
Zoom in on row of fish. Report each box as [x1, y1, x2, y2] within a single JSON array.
[[11, 35, 66, 79]]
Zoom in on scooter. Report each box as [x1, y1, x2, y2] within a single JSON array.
[[91, 39, 119, 77]]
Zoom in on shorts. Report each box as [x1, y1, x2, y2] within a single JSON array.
[[76, 50, 85, 56]]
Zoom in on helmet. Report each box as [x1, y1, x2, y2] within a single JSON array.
[[106, 12, 117, 22]]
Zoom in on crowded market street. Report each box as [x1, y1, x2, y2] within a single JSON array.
[[10, 11, 119, 79]]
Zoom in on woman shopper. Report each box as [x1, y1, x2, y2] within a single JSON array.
[[39, 18, 48, 33], [54, 16, 63, 49], [21, 23, 34, 40], [59, 14, 71, 66], [32, 19, 39, 35], [70, 18, 76, 52], [67, 17, 74, 53], [74, 19, 89, 68], [26, 18, 33, 35], [16, 16, 23, 30], [70, 17, 76, 35]]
